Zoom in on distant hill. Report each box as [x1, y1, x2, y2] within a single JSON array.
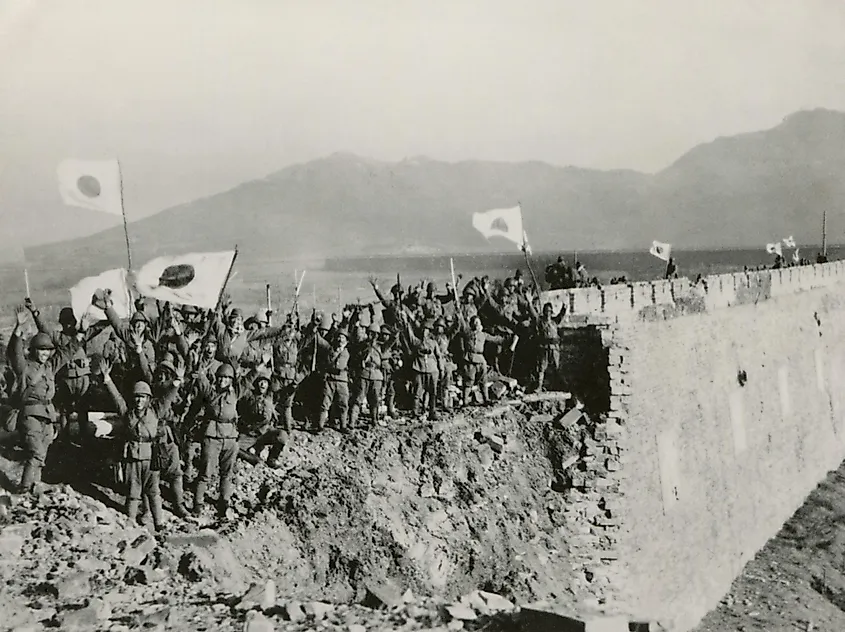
[[26, 108, 845, 267]]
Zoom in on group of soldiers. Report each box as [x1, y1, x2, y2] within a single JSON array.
[[0, 272, 571, 530]]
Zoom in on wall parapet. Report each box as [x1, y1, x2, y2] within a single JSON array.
[[541, 260, 845, 321]]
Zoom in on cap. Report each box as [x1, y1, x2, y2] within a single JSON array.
[[132, 381, 152, 397], [244, 317, 259, 328], [229, 308, 243, 320]]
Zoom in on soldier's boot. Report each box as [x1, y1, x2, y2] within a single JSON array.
[[126, 499, 141, 523], [535, 370, 546, 394], [18, 463, 39, 495], [282, 406, 294, 432], [171, 476, 190, 519], [348, 405, 361, 430], [267, 444, 284, 469], [385, 387, 397, 418], [443, 390, 453, 412], [192, 482, 207, 517], [316, 412, 328, 433], [216, 498, 230, 522], [462, 386, 472, 408], [481, 384, 490, 406], [150, 494, 165, 532]]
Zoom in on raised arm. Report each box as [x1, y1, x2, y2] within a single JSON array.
[[9, 307, 28, 376], [101, 361, 129, 416]]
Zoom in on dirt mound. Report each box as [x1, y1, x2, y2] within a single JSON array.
[[0, 395, 630, 630], [217, 397, 581, 606]]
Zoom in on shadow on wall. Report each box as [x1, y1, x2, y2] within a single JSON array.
[[559, 327, 610, 415]]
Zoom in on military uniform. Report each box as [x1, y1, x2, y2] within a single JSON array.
[[314, 328, 350, 432], [186, 365, 242, 518], [272, 331, 300, 431], [238, 371, 288, 466], [9, 333, 59, 493], [433, 323, 456, 411], [407, 326, 439, 420], [349, 327, 384, 427], [459, 322, 504, 406], [104, 380, 164, 529]]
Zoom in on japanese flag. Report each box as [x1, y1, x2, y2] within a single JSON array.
[[69, 268, 132, 323], [134, 250, 236, 309], [57, 159, 123, 216], [472, 206, 530, 253], [649, 240, 672, 262], [766, 242, 783, 257]]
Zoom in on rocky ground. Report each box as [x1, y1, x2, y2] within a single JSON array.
[[5, 391, 845, 632], [0, 394, 599, 632]]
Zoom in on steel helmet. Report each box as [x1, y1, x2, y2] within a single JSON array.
[[133, 381, 152, 397], [130, 311, 148, 325], [215, 363, 235, 379], [29, 333, 54, 351], [368, 323, 381, 334]]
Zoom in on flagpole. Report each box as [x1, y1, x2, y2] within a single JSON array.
[[518, 202, 541, 293], [24, 268, 30, 299], [214, 246, 239, 312], [822, 207, 828, 256], [117, 159, 133, 271]]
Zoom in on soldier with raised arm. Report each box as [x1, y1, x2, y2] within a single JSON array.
[[100, 358, 181, 531], [183, 362, 245, 521], [8, 306, 61, 493]]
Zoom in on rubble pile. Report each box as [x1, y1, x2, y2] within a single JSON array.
[[0, 394, 615, 631]]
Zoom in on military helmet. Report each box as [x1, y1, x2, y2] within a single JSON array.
[[133, 381, 152, 397], [29, 333, 54, 351], [253, 368, 272, 385], [215, 363, 235, 379], [426, 282, 435, 293], [130, 311, 148, 325], [368, 323, 381, 334]]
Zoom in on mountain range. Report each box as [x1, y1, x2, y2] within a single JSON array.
[[23, 108, 845, 266]]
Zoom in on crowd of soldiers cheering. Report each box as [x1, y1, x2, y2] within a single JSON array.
[[0, 271, 571, 530]]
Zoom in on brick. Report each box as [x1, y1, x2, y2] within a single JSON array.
[[558, 408, 584, 428]]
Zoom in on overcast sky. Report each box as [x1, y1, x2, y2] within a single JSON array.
[[2, 0, 845, 227]]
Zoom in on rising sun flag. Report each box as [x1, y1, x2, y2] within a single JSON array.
[[57, 159, 123, 216], [649, 240, 672, 262], [134, 251, 237, 309], [69, 268, 132, 323], [471, 205, 531, 254]]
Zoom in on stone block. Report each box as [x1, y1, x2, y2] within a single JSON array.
[[516, 608, 630, 632]]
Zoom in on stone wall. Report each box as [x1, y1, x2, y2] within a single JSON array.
[[552, 260, 845, 630]]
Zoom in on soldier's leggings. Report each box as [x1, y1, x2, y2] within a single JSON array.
[[536, 346, 561, 392], [318, 379, 349, 430], [413, 371, 438, 419], [462, 362, 488, 404], [194, 437, 237, 516], [350, 378, 383, 426], [19, 415, 54, 493], [125, 459, 163, 528]]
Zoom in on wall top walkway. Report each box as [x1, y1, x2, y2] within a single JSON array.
[[540, 260, 845, 324]]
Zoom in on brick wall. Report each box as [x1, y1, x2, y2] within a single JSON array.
[[599, 274, 845, 630]]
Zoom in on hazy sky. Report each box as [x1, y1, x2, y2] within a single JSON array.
[[2, 0, 845, 227]]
